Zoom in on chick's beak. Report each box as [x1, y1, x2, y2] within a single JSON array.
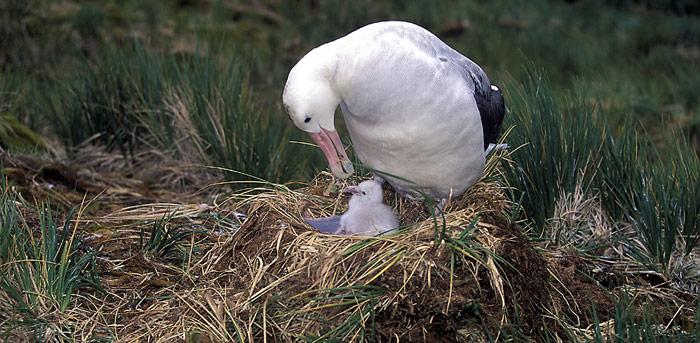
[[343, 186, 360, 196]]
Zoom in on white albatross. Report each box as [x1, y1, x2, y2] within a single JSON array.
[[283, 21, 505, 200]]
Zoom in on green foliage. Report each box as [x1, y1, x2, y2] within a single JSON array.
[[48, 45, 172, 156], [503, 68, 604, 230], [0, 178, 16, 262], [71, 3, 105, 39], [0, 0, 80, 73], [589, 292, 697, 342], [44, 44, 320, 182], [600, 133, 700, 267], [606, 0, 700, 15], [504, 68, 700, 271], [139, 213, 203, 261], [0, 113, 46, 152], [0, 0, 33, 69], [178, 54, 316, 182], [0, 74, 47, 151], [301, 286, 383, 342], [0, 187, 100, 338]]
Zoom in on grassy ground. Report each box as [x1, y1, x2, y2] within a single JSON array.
[[1, 0, 699, 341]]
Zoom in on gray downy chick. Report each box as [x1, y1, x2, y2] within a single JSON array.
[[305, 180, 399, 236], [338, 180, 399, 235]]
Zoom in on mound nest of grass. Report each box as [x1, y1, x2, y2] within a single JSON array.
[[79, 170, 565, 341], [213, 173, 552, 341]]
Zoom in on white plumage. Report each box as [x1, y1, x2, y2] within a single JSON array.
[[338, 180, 399, 235], [284, 21, 505, 201]]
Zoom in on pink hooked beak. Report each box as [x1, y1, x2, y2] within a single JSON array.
[[309, 128, 354, 179]]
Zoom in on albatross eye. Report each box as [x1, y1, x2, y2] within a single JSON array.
[[304, 117, 311, 123], [362, 191, 366, 195]]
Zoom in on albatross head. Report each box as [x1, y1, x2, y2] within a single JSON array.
[[283, 56, 354, 178]]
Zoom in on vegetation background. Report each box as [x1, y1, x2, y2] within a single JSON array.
[[0, 0, 699, 341]]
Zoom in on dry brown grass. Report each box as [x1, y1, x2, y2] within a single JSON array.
[[80, 171, 524, 341], [23, 148, 541, 341], [1, 147, 697, 342]]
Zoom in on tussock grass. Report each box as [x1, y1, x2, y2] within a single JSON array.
[[139, 212, 205, 262], [562, 290, 699, 342], [600, 132, 700, 269], [0, 184, 100, 340], [503, 67, 605, 231], [504, 68, 700, 277], [46, 45, 172, 156], [44, 44, 319, 184]]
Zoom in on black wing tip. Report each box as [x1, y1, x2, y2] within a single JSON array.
[[475, 84, 506, 149]]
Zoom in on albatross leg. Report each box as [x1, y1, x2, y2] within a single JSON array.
[[434, 198, 447, 216]]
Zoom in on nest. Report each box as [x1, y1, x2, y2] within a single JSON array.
[[56, 149, 561, 342]]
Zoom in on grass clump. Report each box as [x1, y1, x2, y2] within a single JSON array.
[[44, 44, 319, 183], [47, 45, 173, 156], [600, 133, 700, 268], [504, 68, 700, 276], [503, 68, 605, 231], [139, 212, 203, 262], [0, 184, 100, 340], [564, 292, 699, 342], [177, 55, 316, 182]]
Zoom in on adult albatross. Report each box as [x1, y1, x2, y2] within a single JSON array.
[[283, 21, 505, 200]]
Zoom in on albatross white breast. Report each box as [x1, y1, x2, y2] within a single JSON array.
[[283, 21, 505, 200]]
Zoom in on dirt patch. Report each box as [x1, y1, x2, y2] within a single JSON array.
[[371, 246, 486, 341], [487, 216, 554, 336], [548, 253, 616, 325]]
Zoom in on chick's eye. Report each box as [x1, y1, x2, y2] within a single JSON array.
[[362, 191, 366, 195], [304, 117, 311, 123]]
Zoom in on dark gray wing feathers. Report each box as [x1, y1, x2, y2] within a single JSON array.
[[305, 215, 342, 233], [469, 71, 505, 150]]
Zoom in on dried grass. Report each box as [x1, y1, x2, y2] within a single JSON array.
[[3, 146, 696, 341], [548, 184, 613, 248], [52, 149, 554, 341]]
